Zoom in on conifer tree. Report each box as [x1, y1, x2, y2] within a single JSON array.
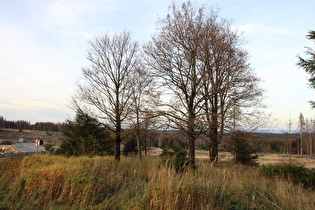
[[298, 30, 315, 108], [56, 109, 114, 156]]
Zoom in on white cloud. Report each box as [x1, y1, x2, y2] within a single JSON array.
[[43, 0, 93, 27], [236, 24, 292, 36], [39, 0, 118, 30], [0, 22, 79, 122]]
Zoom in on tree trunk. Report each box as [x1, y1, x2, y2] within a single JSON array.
[[136, 111, 142, 159], [188, 135, 195, 166], [187, 113, 196, 166], [136, 130, 142, 160], [209, 140, 218, 162], [144, 132, 147, 156], [115, 134, 121, 161], [209, 124, 218, 162], [115, 121, 121, 161], [144, 117, 149, 156], [209, 94, 218, 162], [300, 131, 303, 158]]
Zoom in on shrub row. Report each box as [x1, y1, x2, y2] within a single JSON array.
[[260, 164, 315, 190]]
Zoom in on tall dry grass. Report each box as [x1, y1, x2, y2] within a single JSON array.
[[0, 155, 314, 209]]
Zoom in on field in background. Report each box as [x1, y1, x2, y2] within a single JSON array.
[[1, 128, 315, 168], [0, 128, 62, 145], [150, 148, 315, 169], [0, 145, 22, 153]]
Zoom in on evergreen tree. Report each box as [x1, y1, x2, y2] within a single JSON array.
[[122, 132, 138, 156], [298, 30, 315, 108], [56, 109, 114, 156], [224, 131, 258, 165]]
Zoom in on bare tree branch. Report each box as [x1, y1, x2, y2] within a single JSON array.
[[76, 31, 139, 161]]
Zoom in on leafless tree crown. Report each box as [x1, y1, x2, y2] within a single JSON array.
[[144, 1, 263, 163], [79, 31, 139, 126], [75, 1, 264, 163], [77, 31, 140, 161]]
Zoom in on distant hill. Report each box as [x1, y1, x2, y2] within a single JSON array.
[[251, 132, 300, 141]]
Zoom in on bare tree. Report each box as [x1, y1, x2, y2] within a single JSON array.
[[144, 1, 208, 166], [142, 111, 158, 156], [145, 1, 263, 163], [199, 9, 263, 162], [129, 64, 155, 159], [305, 118, 314, 159], [77, 31, 139, 161], [298, 113, 306, 158]]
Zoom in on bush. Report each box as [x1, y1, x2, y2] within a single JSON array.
[[224, 131, 258, 165], [260, 164, 315, 190], [123, 134, 138, 156], [0, 141, 12, 145], [56, 109, 114, 156], [43, 144, 55, 154], [159, 144, 189, 172]]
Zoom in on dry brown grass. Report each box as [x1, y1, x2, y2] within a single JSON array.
[[0, 155, 314, 209], [149, 147, 315, 169], [257, 153, 315, 169], [196, 151, 315, 169], [0, 145, 22, 153]]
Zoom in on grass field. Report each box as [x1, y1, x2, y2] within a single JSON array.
[[194, 150, 315, 169], [0, 128, 62, 145], [0, 155, 314, 209]]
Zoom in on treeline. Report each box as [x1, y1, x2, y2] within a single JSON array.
[[0, 116, 63, 132], [33, 122, 63, 132]]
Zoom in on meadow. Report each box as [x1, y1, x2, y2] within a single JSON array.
[[0, 128, 62, 145], [0, 155, 314, 209]]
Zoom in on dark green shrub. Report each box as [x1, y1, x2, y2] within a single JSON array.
[[159, 144, 189, 172], [43, 144, 55, 154], [260, 164, 315, 190], [123, 134, 138, 156], [224, 131, 258, 165], [0, 141, 12, 145], [270, 140, 282, 153], [56, 109, 114, 156]]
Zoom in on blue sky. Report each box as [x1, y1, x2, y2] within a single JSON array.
[[0, 0, 314, 131]]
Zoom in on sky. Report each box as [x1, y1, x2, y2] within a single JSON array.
[[0, 0, 314, 132]]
